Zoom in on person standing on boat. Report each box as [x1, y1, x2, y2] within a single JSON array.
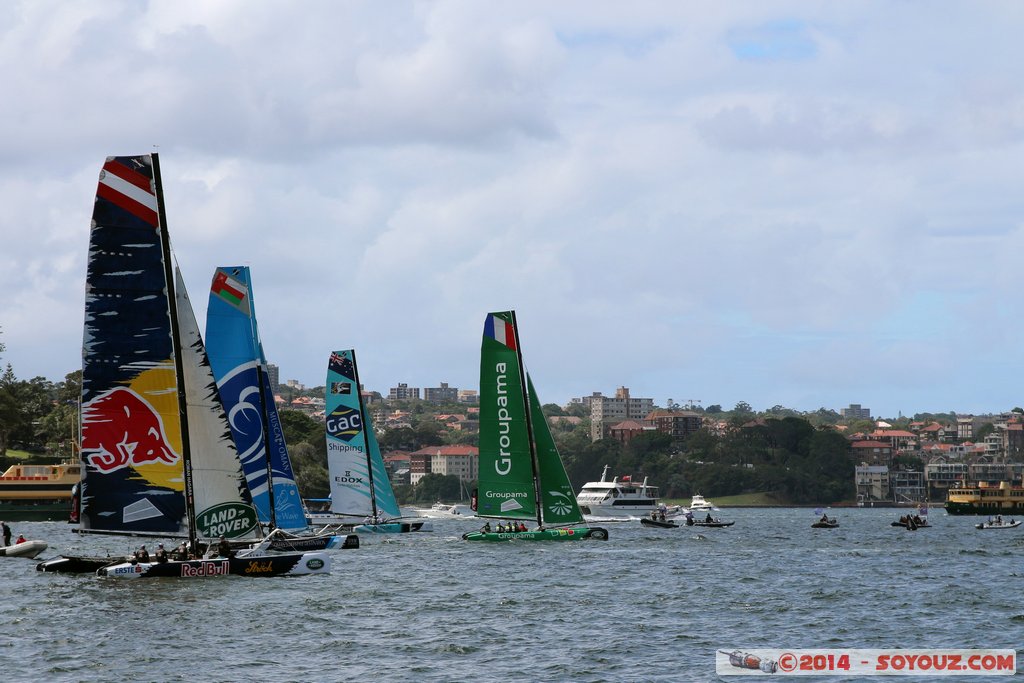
[[1, 521, 10, 547], [481, 521, 491, 533], [217, 536, 233, 558]]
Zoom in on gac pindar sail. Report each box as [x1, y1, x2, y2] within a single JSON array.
[[325, 350, 401, 521], [206, 266, 306, 531]]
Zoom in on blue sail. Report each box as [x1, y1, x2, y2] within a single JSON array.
[[205, 266, 306, 531]]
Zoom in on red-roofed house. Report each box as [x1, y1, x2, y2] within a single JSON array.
[[409, 445, 478, 486], [608, 419, 655, 445], [851, 440, 893, 465]]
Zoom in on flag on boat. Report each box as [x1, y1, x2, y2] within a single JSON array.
[[210, 269, 249, 314], [97, 157, 158, 226], [483, 314, 516, 350]]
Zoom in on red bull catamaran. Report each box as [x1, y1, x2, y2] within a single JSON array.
[[463, 311, 608, 542], [39, 154, 330, 578]]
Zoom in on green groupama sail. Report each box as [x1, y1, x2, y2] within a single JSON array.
[[468, 311, 607, 541], [527, 374, 585, 525], [476, 311, 538, 522]]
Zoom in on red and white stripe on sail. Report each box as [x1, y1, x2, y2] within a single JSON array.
[[97, 156, 158, 227]]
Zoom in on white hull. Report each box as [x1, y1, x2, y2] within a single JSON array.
[[580, 503, 683, 519], [415, 503, 476, 518], [0, 539, 47, 559]]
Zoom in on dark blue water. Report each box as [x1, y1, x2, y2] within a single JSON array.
[[2, 508, 1021, 682]]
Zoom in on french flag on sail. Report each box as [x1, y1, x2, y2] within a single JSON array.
[[484, 314, 516, 350]]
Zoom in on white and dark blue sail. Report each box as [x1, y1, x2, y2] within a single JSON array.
[[205, 266, 306, 531], [79, 155, 260, 541], [325, 350, 401, 521]]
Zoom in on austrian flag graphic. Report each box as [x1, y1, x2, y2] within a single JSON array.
[[484, 314, 516, 350]]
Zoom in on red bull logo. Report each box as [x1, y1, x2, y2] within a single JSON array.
[[180, 560, 230, 577], [82, 387, 180, 472]]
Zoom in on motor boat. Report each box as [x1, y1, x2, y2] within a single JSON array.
[[576, 465, 681, 518], [688, 494, 714, 511]]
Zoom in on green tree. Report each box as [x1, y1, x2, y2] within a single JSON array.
[[290, 441, 329, 497], [412, 473, 462, 504], [279, 409, 322, 447]]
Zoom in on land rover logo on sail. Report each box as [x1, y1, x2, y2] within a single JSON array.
[[196, 502, 260, 538], [306, 558, 325, 570]]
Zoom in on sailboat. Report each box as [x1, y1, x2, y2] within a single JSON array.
[[462, 311, 608, 542], [321, 350, 429, 533], [41, 154, 329, 578], [205, 266, 357, 551]]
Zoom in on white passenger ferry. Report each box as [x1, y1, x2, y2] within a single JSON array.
[[576, 465, 680, 518]]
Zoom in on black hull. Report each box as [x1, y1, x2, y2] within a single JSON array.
[[37, 555, 126, 573], [99, 552, 328, 578], [268, 533, 359, 551], [692, 521, 735, 528], [811, 522, 839, 528], [640, 518, 678, 529]]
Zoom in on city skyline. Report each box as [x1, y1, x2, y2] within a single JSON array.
[[3, 4, 1024, 419]]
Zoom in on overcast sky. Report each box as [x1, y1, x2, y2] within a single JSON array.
[[2, 2, 1023, 419]]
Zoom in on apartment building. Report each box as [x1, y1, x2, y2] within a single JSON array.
[[589, 387, 655, 442]]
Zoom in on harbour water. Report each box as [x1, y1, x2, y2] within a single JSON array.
[[3, 507, 1022, 682]]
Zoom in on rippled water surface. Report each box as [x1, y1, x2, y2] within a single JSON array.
[[2, 508, 1022, 682]]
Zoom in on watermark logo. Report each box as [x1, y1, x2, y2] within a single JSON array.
[[717, 649, 1015, 676]]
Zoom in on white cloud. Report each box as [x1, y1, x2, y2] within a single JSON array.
[[3, 2, 1024, 418]]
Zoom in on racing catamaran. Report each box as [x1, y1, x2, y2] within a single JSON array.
[[319, 350, 429, 533], [40, 154, 330, 577], [463, 311, 608, 542], [205, 266, 357, 551]]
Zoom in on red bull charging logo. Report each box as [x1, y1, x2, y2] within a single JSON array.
[[82, 387, 181, 472]]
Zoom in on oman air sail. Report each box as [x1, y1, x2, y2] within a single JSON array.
[[205, 266, 306, 531], [463, 311, 608, 542]]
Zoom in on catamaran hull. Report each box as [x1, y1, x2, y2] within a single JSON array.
[[462, 527, 609, 542], [37, 555, 127, 573], [354, 521, 432, 534], [0, 540, 48, 558], [269, 533, 359, 551], [98, 551, 331, 578]]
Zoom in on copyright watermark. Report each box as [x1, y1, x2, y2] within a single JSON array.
[[716, 649, 1016, 676]]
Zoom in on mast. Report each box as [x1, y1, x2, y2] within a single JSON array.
[[253, 346, 278, 529], [349, 350, 378, 522], [152, 154, 197, 549], [508, 311, 544, 529]]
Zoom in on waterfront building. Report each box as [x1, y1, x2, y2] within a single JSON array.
[[850, 440, 892, 465], [856, 465, 889, 503]]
